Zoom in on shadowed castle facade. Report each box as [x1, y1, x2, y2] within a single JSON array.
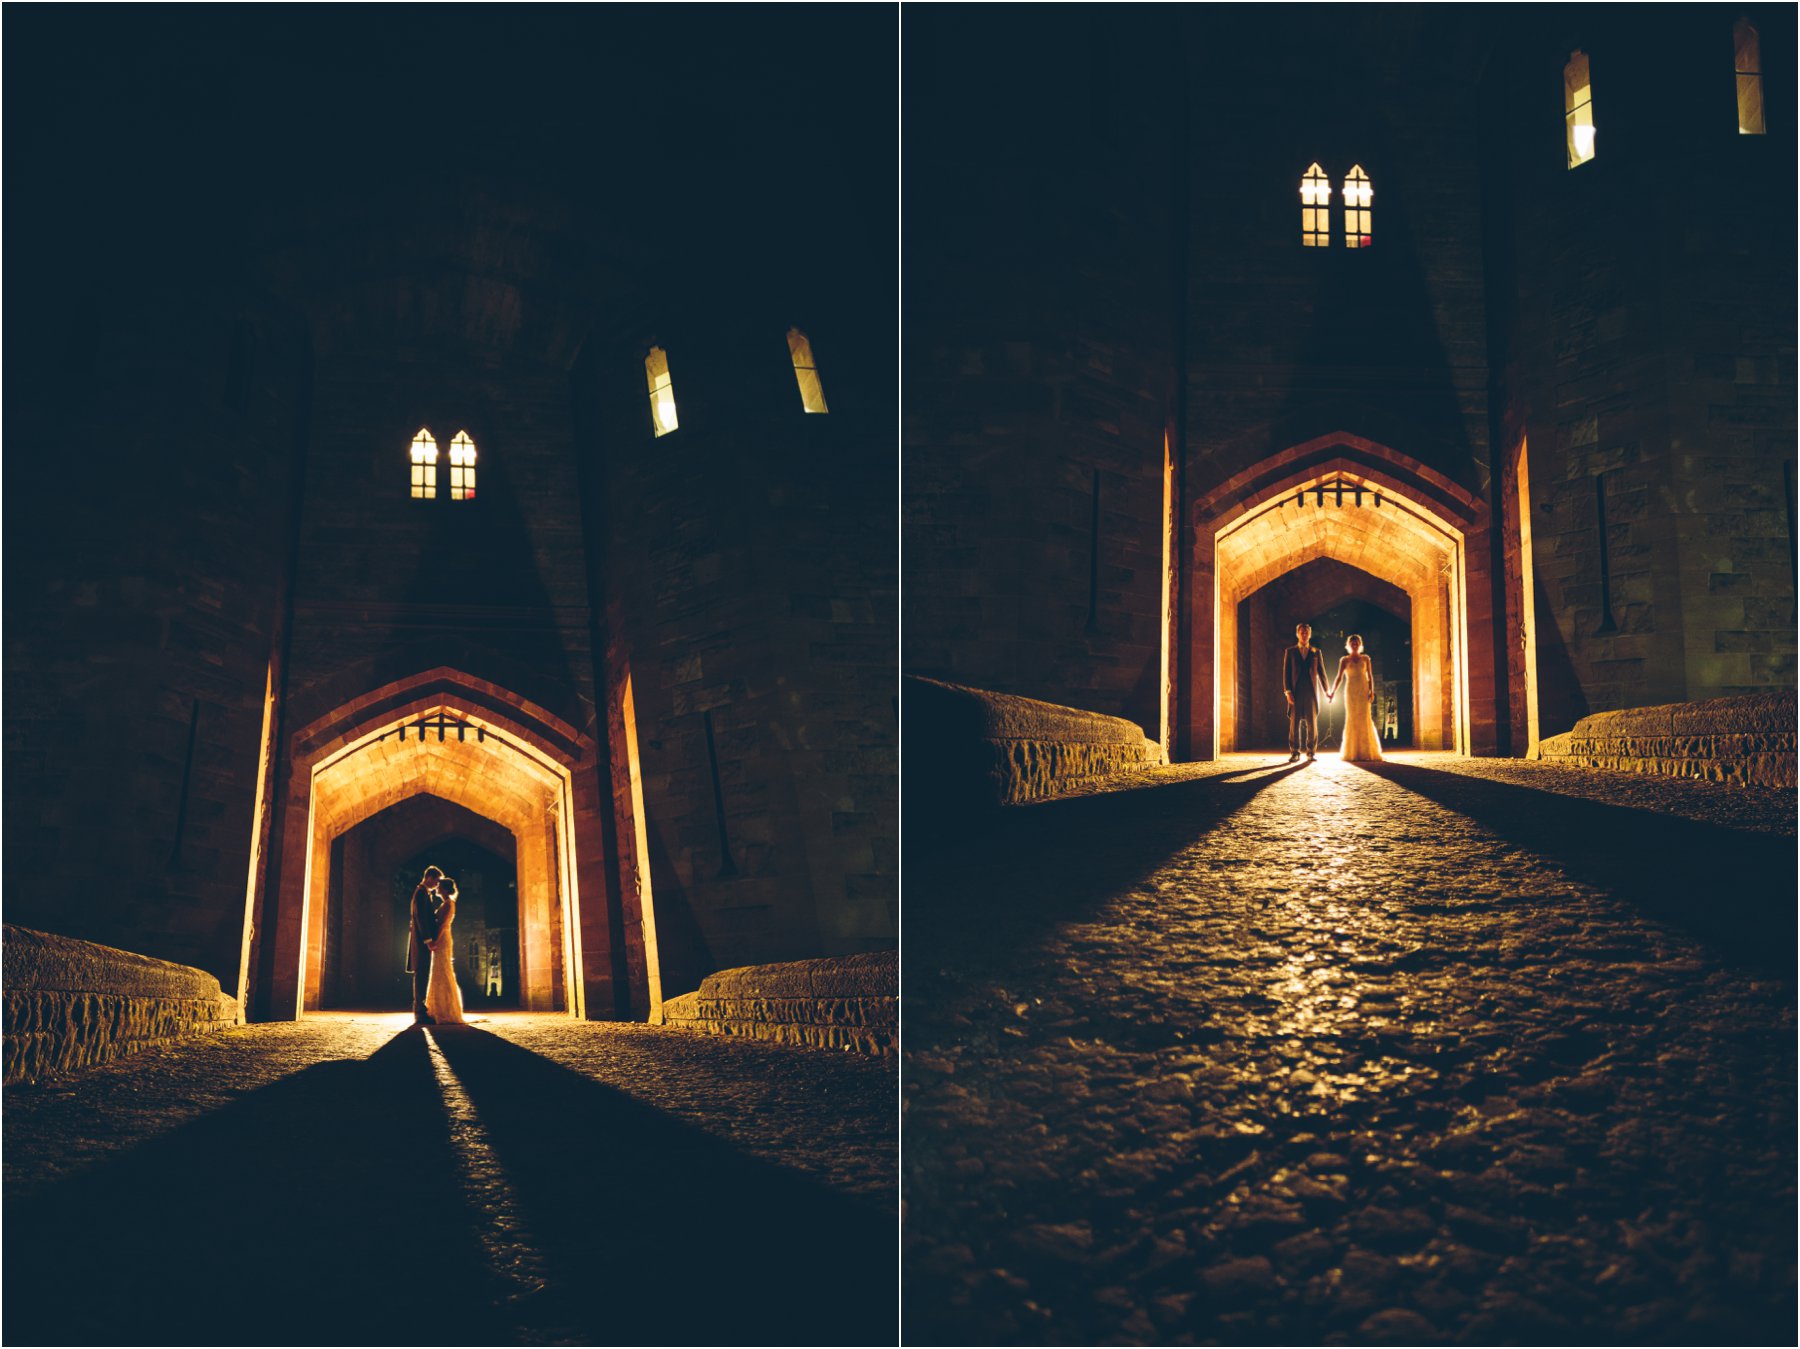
[[905, 6, 1794, 765], [6, 8, 897, 1022]]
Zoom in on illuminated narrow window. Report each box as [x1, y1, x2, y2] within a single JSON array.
[[1300, 163, 1331, 247], [410, 428, 438, 499], [1565, 50, 1596, 168], [787, 328, 829, 414], [645, 346, 679, 437], [448, 430, 477, 501], [1343, 166, 1373, 248], [1735, 19, 1766, 135]]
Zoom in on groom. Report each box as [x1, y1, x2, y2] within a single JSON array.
[[407, 865, 445, 1025], [1282, 622, 1329, 763]]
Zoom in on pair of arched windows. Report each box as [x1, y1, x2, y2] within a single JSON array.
[[409, 428, 477, 501], [643, 327, 830, 438], [1565, 19, 1767, 171], [1300, 164, 1372, 248]]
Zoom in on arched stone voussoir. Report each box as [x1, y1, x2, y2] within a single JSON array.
[[290, 661, 592, 766]]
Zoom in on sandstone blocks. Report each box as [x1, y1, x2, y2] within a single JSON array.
[[660, 949, 896, 1054], [3, 925, 239, 1084], [1538, 690, 1795, 787]]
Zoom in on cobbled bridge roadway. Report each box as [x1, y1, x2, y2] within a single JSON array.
[[904, 753, 1795, 1346]]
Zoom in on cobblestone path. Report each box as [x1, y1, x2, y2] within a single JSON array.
[[6, 1014, 896, 1346], [904, 754, 1796, 1345]]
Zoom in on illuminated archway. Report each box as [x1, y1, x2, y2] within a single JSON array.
[[1190, 434, 1491, 758], [301, 714, 577, 1014], [253, 667, 657, 1022]]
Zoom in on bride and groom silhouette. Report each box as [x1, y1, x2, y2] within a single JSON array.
[[407, 865, 467, 1026], [1282, 621, 1384, 764]]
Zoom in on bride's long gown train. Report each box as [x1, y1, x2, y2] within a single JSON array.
[[1339, 654, 1385, 763], [425, 904, 467, 1024]]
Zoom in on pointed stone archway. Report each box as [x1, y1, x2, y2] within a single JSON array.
[[1188, 433, 1495, 759], [250, 667, 654, 1022]]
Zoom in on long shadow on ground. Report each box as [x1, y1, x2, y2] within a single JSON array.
[[5, 1031, 501, 1347], [4, 1027, 894, 1347], [906, 762, 1306, 983], [1362, 761, 1798, 977], [425, 1025, 895, 1346]]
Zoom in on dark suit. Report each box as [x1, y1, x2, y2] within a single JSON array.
[[1282, 643, 1328, 754], [406, 885, 442, 1019]]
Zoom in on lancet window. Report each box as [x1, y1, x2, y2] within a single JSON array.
[[1343, 166, 1372, 248], [410, 428, 438, 499], [646, 346, 679, 437], [788, 328, 829, 414], [1565, 50, 1596, 167], [1300, 163, 1332, 247]]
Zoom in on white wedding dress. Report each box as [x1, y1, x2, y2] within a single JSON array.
[[425, 900, 467, 1024], [1339, 654, 1385, 763]]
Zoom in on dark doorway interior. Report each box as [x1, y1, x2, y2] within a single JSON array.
[[1236, 571, 1414, 750], [1310, 598, 1413, 750], [322, 796, 520, 1010]]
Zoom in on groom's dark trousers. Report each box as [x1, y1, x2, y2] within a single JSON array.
[[407, 887, 437, 1018], [1283, 644, 1327, 754]]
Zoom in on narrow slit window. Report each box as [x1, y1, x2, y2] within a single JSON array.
[[449, 430, 477, 501], [1343, 165, 1372, 248], [645, 346, 679, 437], [1735, 18, 1766, 135], [410, 428, 438, 499], [787, 328, 829, 414], [1300, 163, 1331, 247], [1565, 50, 1596, 168]]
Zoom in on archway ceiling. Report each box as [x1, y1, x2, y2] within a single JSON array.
[[1218, 491, 1454, 605], [1256, 555, 1412, 621], [313, 732, 558, 843]]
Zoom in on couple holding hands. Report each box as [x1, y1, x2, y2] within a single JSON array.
[[1282, 621, 1385, 764]]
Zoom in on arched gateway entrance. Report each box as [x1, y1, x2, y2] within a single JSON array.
[[1188, 434, 1494, 759], [247, 667, 659, 1023]]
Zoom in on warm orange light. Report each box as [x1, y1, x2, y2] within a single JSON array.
[[645, 346, 679, 436], [1565, 51, 1596, 167], [410, 428, 439, 499], [787, 328, 829, 414], [1343, 166, 1372, 248], [449, 430, 477, 501], [1300, 163, 1331, 247], [1735, 19, 1765, 135]]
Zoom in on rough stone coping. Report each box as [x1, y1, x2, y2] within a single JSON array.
[[661, 950, 898, 1054], [691, 949, 896, 1003], [1538, 691, 1796, 787], [1546, 689, 1796, 744], [4, 924, 229, 1006], [905, 675, 1152, 748]]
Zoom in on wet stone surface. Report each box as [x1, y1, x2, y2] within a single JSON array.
[[7, 1013, 896, 1345], [904, 754, 1796, 1345]]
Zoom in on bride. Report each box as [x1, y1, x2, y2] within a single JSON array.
[[1327, 634, 1385, 763], [424, 877, 467, 1025]]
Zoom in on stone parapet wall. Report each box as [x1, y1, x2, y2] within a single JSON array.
[[3, 925, 239, 1085], [659, 950, 895, 1054], [1538, 691, 1795, 787], [905, 676, 1159, 814]]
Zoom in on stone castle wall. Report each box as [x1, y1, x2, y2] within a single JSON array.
[[903, 11, 1180, 742], [3, 288, 304, 989], [1488, 8, 1796, 726]]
